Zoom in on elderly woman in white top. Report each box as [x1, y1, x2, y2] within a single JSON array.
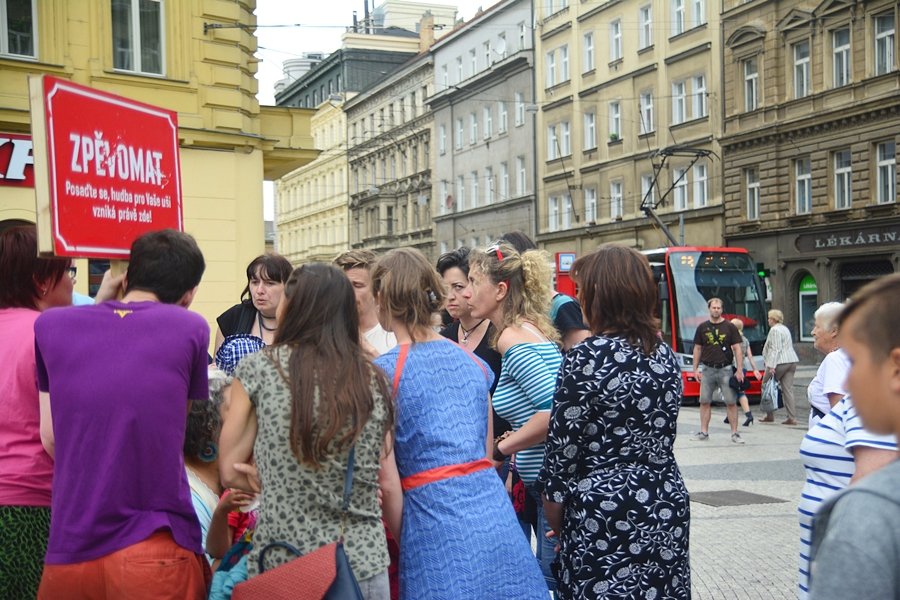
[[761, 309, 800, 424], [805, 302, 851, 427]]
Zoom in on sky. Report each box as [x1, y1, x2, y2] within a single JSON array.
[[255, 1, 492, 219]]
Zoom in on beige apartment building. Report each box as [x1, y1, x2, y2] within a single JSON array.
[[276, 97, 354, 264], [0, 0, 314, 337], [721, 0, 900, 345], [534, 0, 726, 257]]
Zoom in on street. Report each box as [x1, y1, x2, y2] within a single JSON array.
[[680, 367, 817, 599]]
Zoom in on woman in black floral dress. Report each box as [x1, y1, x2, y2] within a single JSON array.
[[538, 244, 691, 599]]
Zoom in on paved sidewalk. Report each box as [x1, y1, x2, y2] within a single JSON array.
[[677, 367, 818, 599]]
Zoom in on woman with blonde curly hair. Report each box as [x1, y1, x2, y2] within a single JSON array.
[[465, 241, 563, 595], [372, 247, 546, 599]]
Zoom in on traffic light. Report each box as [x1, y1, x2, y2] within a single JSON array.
[[756, 262, 772, 278]]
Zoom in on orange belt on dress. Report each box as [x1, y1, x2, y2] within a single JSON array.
[[400, 458, 493, 492]]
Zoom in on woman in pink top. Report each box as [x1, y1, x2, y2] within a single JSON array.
[[0, 225, 73, 598]]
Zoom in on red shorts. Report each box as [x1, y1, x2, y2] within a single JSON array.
[[38, 530, 209, 600]]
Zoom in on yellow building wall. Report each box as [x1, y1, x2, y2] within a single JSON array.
[[0, 0, 314, 345]]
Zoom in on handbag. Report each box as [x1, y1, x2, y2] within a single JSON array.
[[760, 376, 778, 413], [232, 448, 364, 600]]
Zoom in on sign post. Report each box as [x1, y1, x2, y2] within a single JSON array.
[[29, 75, 183, 258]]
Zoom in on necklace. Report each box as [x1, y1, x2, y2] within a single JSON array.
[[460, 319, 486, 345], [258, 312, 277, 332]]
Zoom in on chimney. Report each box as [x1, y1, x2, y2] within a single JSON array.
[[419, 11, 435, 52]]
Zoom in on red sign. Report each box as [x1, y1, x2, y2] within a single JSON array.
[[0, 133, 34, 187], [32, 76, 182, 258]]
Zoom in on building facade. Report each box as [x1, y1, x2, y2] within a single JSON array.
[[534, 0, 726, 259], [430, 0, 538, 252], [277, 96, 354, 264], [0, 0, 315, 333], [346, 51, 436, 258], [722, 0, 900, 348]]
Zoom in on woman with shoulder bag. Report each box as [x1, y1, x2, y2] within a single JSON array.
[[761, 309, 800, 424], [219, 263, 394, 599]]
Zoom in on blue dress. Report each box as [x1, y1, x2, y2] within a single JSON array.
[[375, 340, 547, 599]]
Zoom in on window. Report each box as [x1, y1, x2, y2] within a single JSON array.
[[455, 118, 463, 150], [833, 28, 850, 87], [456, 175, 465, 211], [441, 64, 449, 88], [877, 141, 896, 204], [834, 149, 852, 209], [516, 156, 526, 195], [692, 75, 707, 118], [500, 162, 509, 200], [672, 81, 686, 124], [548, 125, 559, 159], [798, 274, 818, 341], [745, 168, 760, 220], [498, 101, 508, 133], [485, 167, 494, 203], [692, 0, 705, 27], [483, 106, 493, 139], [456, 56, 463, 82], [561, 194, 573, 229], [641, 174, 655, 205], [639, 91, 654, 134], [693, 162, 708, 207], [743, 57, 758, 111], [497, 33, 507, 59], [584, 112, 597, 150], [584, 187, 597, 222], [483, 40, 492, 66], [438, 124, 446, 155], [610, 20, 622, 61], [470, 48, 477, 75], [515, 92, 525, 126], [546, 50, 557, 87], [583, 32, 595, 72], [673, 168, 688, 210], [1, 0, 35, 57], [560, 45, 570, 81], [518, 22, 527, 51], [608, 102, 621, 139], [639, 5, 652, 49], [112, 0, 164, 74], [471, 171, 479, 207], [548, 196, 559, 232], [610, 181, 623, 219], [875, 14, 895, 75], [560, 121, 571, 155], [793, 41, 810, 98], [795, 157, 811, 214], [672, 0, 684, 36], [469, 113, 478, 145]]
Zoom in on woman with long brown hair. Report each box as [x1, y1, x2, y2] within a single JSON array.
[[373, 248, 546, 599], [538, 244, 691, 599], [219, 263, 394, 599]]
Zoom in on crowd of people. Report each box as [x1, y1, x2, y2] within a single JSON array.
[[2, 221, 899, 599]]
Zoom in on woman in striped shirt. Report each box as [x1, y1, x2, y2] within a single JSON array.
[[466, 241, 563, 595]]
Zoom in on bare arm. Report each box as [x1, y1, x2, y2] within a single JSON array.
[[39, 391, 54, 459], [378, 433, 403, 541], [692, 345, 702, 380], [496, 411, 551, 456], [219, 379, 258, 491], [561, 328, 590, 352], [486, 396, 494, 459], [745, 346, 761, 378], [850, 446, 899, 484], [731, 343, 744, 381], [827, 392, 844, 408], [543, 496, 563, 534], [205, 490, 254, 558], [213, 327, 225, 355]]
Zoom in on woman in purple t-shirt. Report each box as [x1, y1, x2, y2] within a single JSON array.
[[0, 225, 73, 598]]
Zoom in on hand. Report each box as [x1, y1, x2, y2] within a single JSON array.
[[493, 431, 512, 462], [752, 370, 762, 380], [734, 370, 744, 382], [693, 369, 701, 382], [545, 528, 560, 553], [94, 270, 125, 303], [232, 462, 261, 494], [216, 489, 255, 514]]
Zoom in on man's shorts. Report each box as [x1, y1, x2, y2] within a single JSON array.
[[699, 365, 738, 405]]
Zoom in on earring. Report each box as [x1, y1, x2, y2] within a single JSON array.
[[41, 288, 48, 297], [198, 442, 218, 463]]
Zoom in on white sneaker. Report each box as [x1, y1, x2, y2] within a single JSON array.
[[731, 432, 745, 444], [691, 432, 709, 441]]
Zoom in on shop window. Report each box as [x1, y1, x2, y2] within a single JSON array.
[[798, 274, 817, 342], [840, 260, 893, 300]]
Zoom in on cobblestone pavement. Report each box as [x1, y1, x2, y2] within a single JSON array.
[[677, 367, 818, 599]]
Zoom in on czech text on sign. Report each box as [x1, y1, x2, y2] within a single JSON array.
[[31, 75, 182, 258]]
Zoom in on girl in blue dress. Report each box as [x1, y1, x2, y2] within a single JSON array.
[[373, 247, 547, 600]]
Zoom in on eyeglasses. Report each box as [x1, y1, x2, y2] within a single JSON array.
[[67, 266, 77, 280]]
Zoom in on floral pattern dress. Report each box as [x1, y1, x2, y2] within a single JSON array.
[[538, 335, 691, 599]]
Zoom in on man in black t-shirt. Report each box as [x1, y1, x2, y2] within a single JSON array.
[[691, 297, 745, 443]]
